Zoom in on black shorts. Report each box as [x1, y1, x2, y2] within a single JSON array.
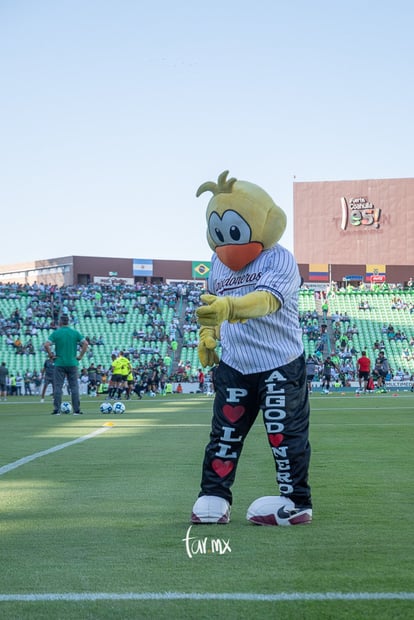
[[358, 371, 369, 380], [111, 374, 124, 382]]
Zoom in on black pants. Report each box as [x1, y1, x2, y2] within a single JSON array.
[[53, 366, 80, 413], [198, 356, 312, 507]]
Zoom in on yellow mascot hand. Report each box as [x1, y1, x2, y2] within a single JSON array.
[[196, 291, 280, 327], [198, 325, 220, 368]]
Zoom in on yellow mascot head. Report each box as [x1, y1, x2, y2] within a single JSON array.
[[196, 170, 286, 272]]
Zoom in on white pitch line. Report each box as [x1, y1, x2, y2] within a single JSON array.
[[0, 427, 111, 476], [0, 591, 413, 602]]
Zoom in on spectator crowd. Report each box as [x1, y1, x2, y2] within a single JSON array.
[[1, 278, 414, 398]]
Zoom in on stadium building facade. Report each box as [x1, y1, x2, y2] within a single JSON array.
[[0, 176, 412, 287], [0, 256, 211, 287], [294, 177, 414, 286]]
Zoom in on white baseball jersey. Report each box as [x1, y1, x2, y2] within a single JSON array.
[[207, 244, 304, 374]]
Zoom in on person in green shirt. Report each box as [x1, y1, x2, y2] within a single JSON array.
[[44, 315, 88, 415]]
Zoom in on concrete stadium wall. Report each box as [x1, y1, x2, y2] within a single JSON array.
[[294, 177, 414, 269]]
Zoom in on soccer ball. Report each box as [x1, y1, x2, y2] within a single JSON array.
[[60, 401, 72, 414], [100, 402, 113, 414], [112, 401, 126, 414], [246, 495, 312, 526]]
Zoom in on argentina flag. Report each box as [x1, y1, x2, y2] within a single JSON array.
[[133, 258, 153, 276]]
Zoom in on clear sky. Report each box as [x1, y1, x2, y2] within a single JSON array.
[[1, 0, 413, 266]]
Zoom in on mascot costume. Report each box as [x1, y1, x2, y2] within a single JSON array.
[[191, 171, 312, 526]]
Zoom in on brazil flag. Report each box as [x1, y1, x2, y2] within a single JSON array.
[[192, 261, 211, 279]]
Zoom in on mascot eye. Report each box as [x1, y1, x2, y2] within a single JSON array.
[[230, 225, 241, 241], [214, 228, 225, 243], [208, 210, 252, 246]]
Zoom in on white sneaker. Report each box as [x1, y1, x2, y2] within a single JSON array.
[[247, 496, 312, 526], [191, 495, 231, 524]]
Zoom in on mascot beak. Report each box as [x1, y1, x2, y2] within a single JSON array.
[[216, 242, 263, 272]]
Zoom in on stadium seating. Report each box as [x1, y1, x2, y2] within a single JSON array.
[[1, 285, 413, 383], [0, 287, 179, 379], [326, 289, 414, 376]]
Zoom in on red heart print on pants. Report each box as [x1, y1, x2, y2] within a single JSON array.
[[212, 459, 234, 478], [268, 433, 284, 447], [222, 404, 245, 423]]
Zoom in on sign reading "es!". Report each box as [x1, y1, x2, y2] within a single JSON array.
[[340, 196, 381, 231]]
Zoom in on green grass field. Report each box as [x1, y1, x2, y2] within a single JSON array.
[[0, 391, 413, 619]]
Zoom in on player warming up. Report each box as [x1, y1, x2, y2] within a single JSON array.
[[191, 170, 312, 526]]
